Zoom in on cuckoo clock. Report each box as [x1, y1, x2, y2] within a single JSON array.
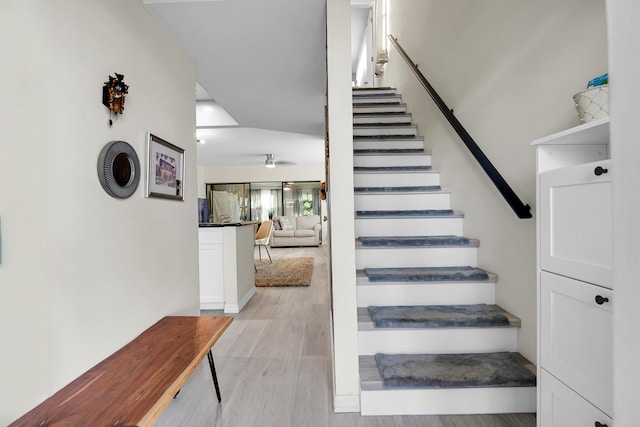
[[102, 73, 129, 126]]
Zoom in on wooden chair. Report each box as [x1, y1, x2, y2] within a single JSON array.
[[255, 220, 274, 263]]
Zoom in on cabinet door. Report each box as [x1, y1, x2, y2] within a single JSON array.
[[540, 369, 613, 427], [540, 271, 613, 416], [198, 243, 224, 309], [540, 159, 612, 288]]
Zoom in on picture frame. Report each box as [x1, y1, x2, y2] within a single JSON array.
[[145, 133, 185, 201]]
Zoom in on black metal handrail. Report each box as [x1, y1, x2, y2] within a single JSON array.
[[388, 35, 532, 219]]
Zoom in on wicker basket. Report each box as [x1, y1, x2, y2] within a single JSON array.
[[573, 84, 609, 123]]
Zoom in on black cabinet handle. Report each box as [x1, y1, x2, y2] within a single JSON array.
[[595, 295, 610, 305], [594, 166, 608, 176], [595, 422, 608, 427]]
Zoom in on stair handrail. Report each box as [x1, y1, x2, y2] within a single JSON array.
[[388, 35, 532, 219]]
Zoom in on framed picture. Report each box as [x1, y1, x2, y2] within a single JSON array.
[[145, 133, 185, 201]]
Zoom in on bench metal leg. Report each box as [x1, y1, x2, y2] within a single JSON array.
[[207, 350, 221, 403]]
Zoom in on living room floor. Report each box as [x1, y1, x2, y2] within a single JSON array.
[[155, 245, 536, 427]]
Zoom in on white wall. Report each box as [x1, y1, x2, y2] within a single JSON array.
[[327, 0, 360, 412], [608, 0, 640, 423], [354, 8, 374, 87], [0, 0, 197, 423], [381, 0, 608, 364]]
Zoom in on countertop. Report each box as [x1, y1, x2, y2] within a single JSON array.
[[199, 221, 259, 228]]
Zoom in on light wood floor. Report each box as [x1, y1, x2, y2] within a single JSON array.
[[155, 245, 536, 427]]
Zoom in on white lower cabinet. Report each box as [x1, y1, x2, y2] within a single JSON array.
[[199, 228, 224, 310], [539, 159, 612, 288], [540, 369, 613, 427], [534, 119, 613, 426], [540, 271, 613, 416]]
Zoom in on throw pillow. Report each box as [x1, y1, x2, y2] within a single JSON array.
[[273, 219, 282, 230], [279, 217, 294, 230]]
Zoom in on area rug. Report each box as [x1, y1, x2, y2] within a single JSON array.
[[255, 257, 314, 287]]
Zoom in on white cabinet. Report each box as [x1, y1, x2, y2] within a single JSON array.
[[540, 160, 612, 288], [540, 370, 612, 427], [198, 225, 256, 312], [533, 118, 613, 426], [540, 272, 612, 415], [199, 228, 224, 310]]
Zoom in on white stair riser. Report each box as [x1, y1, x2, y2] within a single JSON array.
[[354, 139, 424, 150], [355, 217, 463, 236], [355, 247, 478, 269], [354, 172, 439, 187], [356, 281, 496, 306], [354, 193, 451, 211], [360, 387, 536, 416], [354, 154, 431, 167], [358, 328, 518, 355], [353, 126, 417, 137], [353, 95, 402, 104], [353, 114, 412, 124], [353, 104, 407, 114]]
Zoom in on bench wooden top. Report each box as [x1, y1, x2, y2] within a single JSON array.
[[10, 316, 233, 427]]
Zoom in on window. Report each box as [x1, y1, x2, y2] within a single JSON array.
[[282, 181, 321, 217], [250, 182, 282, 222], [206, 183, 249, 222], [205, 181, 321, 222]]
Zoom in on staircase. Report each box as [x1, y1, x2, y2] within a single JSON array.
[[352, 87, 536, 416]]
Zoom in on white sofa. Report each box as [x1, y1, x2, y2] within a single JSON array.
[[271, 215, 321, 247]]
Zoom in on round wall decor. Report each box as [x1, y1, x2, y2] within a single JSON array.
[[97, 140, 140, 199]]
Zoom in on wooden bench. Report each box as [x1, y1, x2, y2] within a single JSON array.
[[10, 316, 233, 426]]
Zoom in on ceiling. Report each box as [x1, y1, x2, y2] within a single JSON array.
[[145, 0, 372, 169]]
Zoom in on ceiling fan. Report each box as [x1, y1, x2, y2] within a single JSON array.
[[264, 154, 295, 168]]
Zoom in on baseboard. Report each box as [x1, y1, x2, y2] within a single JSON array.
[[333, 393, 361, 413], [224, 286, 256, 313], [200, 301, 224, 310], [238, 286, 256, 311], [224, 303, 239, 313]]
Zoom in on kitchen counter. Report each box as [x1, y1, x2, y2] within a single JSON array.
[[199, 221, 259, 228], [198, 224, 256, 313]]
